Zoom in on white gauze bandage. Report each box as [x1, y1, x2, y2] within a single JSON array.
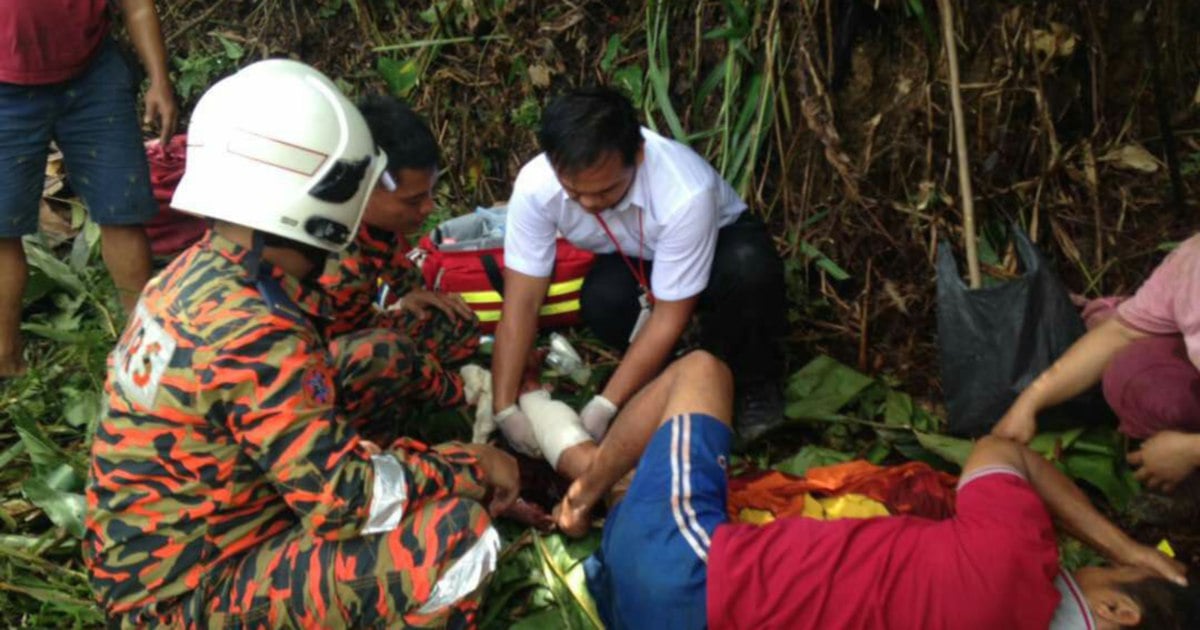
[[518, 390, 592, 470]]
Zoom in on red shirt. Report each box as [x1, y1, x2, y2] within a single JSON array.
[[707, 470, 1062, 629], [0, 1, 111, 85]]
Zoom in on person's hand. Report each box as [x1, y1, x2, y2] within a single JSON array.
[[580, 395, 618, 442], [469, 444, 520, 515], [1128, 431, 1200, 493], [1118, 541, 1189, 587], [143, 79, 177, 145], [990, 403, 1037, 444], [552, 480, 595, 538], [397, 288, 474, 321], [495, 405, 541, 458]]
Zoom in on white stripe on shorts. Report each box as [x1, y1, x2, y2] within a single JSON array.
[[670, 414, 709, 562]]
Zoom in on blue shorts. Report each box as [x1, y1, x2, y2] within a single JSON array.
[[586, 413, 732, 630], [0, 39, 156, 237]]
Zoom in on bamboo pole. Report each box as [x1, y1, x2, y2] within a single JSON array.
[[938, 0, 981, 288]]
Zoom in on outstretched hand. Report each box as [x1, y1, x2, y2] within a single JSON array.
[[1119, 542, 1189, 587], [470, 444, 520, 515], [395, 288, 474, 321]]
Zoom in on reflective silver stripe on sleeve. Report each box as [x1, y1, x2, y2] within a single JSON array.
[[416, 525, 501, 614], [362, 454, 409, 535]]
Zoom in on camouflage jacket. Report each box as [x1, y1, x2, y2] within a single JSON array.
[[319, 223, 425, 338], [84, 232, 486, 619]]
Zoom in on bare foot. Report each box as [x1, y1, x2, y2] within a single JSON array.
[[553, 479, 598, 538]]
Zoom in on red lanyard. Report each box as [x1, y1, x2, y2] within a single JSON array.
[[594, 208, 653, 303]]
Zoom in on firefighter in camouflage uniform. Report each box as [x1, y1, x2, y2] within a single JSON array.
[[320, 96, 481, 436], [84, 60, 519, 629]]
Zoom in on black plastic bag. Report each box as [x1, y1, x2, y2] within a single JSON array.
[[936, 226, 1097, 436]]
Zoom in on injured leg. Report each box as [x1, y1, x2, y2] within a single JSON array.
[[555, 350, 734, 537]]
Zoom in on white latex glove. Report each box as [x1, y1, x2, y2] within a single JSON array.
[[459, 365, 495, 444], [495, 404, 542, 458], [579, 395, 618, 442]]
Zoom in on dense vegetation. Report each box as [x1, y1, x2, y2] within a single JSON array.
[[2, 0, 1197, 626]]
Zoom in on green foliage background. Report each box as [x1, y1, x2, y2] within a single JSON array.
[[3, 0, 1199, 625]]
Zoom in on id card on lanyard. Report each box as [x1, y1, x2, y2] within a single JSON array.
[[595, 208, 653, 343]]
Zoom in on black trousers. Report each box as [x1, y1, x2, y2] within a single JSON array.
[[579, 213, 786, 385]]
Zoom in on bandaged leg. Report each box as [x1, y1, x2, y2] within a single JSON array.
[[519, 390, 594, 473]]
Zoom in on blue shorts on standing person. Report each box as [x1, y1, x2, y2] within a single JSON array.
[[0, 38, 156, 237], [585, 412, 732, 630]]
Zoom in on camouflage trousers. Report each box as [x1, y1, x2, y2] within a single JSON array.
[[332, 309, 480, 438], [168, 497, 497, 629]]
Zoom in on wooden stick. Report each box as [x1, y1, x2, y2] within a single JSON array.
[[938, 0, 981, 289]]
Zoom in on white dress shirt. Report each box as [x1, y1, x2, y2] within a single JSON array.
[[503, 127, 746, 301]]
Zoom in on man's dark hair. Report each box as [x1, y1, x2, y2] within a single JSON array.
[[1118, 575, 1200, 630], [356, 94, 438, 172], [537, 86, 642, 175]]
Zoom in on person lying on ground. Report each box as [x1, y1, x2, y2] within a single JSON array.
[[993, 234, 1200, 493], [554, 350, 1195, 629], [0, 0, 176, 377], [317, 95, 482, 440], [490, 86, 788, 460], [84, 61, 518, 628]]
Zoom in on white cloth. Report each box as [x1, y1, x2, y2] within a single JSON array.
[[460, 365, 496, 444], [504, 127, 746, 301]]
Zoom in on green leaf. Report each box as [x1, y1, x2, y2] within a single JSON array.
[[612, 65, 644, 105], [1029, 428, 1085, 460], [784, 356, 874, 421], [798, 240, 851, 280], [866, 440, 891, 464], [510, 609, 564, 630], [22, 478, 86, 539], [64, 390, 102, 429], [914, 431, 973, 467], [774, 445, 853, 476], [883, 390, 915, 427], [214, 34, 245, 61], [1062, 453, 1135, 510], [600, 34, 621, 72], [377, 56, 420, 97], [23, 237, 86, 294], [21, 322, 89, 343], [534, 533, 603, 629], [13, 416, 70, 474]]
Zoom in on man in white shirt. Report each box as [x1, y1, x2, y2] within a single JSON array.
[[491, 87, 786, 456]]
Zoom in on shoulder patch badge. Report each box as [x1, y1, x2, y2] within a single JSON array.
[[302, 365, 334, 406], [114, 303, 178, 409]]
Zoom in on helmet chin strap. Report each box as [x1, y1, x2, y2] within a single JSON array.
[[247, 230, 266, 280], [250, 230, 331, 283]]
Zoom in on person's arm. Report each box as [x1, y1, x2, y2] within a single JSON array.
[[492, 268, 550, 411], [963, 436, 1186, 585], [208, 329, 506, 538], [598, 190, 717, 406], [599, 296, 697, 406], [992, 318, 1147, 442], [117, 0, 177, 143]]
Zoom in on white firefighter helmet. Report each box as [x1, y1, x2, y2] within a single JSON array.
[[171, 59, 386, 251]]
